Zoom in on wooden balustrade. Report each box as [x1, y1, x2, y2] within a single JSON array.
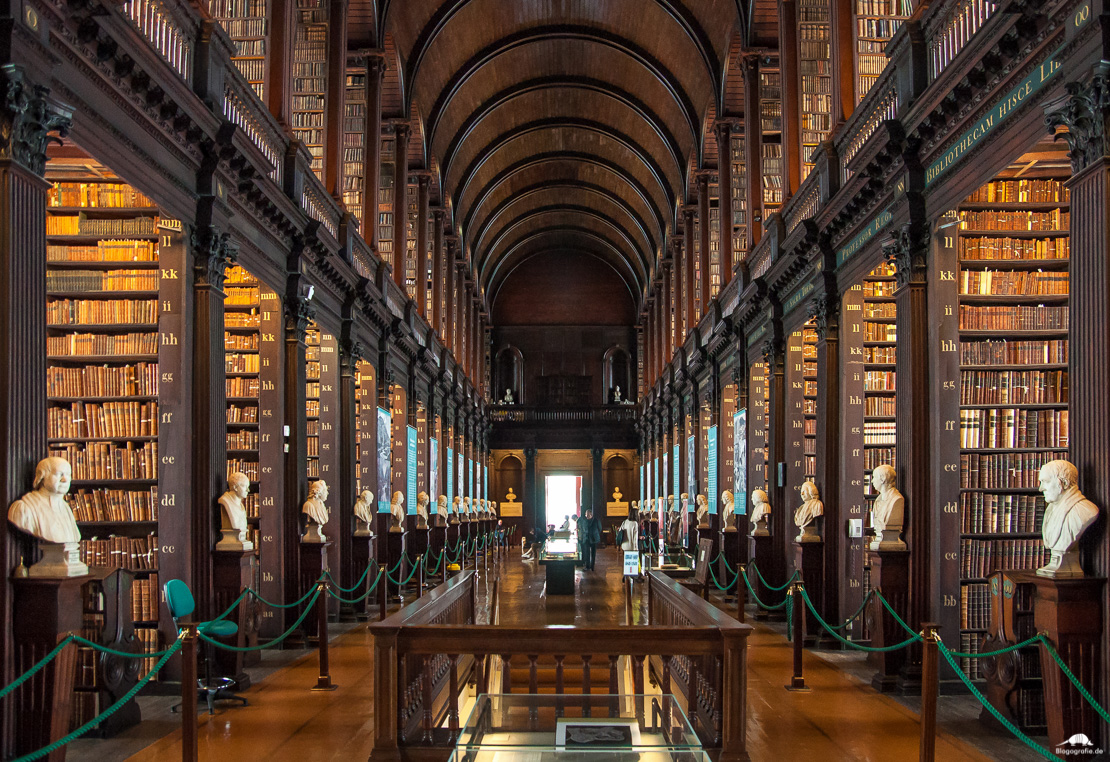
[[368, 570, 751, 761]]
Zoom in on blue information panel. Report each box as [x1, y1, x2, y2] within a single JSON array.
[[707, 425, 718, 514], [672, 445, 680, 511], [457, 451, 464, 507], [639, 464, 644, 506], [429, 438, 439, 513], [446, 446, 454, 511], [377, 407, 391, 512], [406, 426, 418, 513], [733, 409, 747, 515]]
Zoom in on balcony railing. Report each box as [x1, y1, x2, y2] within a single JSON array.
[[489, 405, 638, 424]]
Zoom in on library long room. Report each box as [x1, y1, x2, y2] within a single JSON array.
[[2, 0, 1110, 761]]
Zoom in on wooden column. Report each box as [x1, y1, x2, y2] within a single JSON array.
[[829, 0, 856, 127], [661, 259, 672, 361], [362, 54, 385, 246], [655, 279, 665, 376], [697, 174, 711, 315], [812, 285, 841, 629], [671, 236, 684, 347], [431, 209, 445, 335], [415, 175, 430, 316], [283, 269, 312, 636], [887, 221, 932, 690], [323, 0, 347, 200], [714, 121, 734, 285], [741, 54, 764, 245], [683, 207, 696, 336], [266, 0, 294, 126], [779, 0, 802, 201], [454, 260, 464, 363], [643, 306, 653, 387], [445, 238, 458, 353], [391, 123, 410, 287], [763, 333, 789, 592], [1046, 74, 1110, 720], [338, 329, 360, 604]]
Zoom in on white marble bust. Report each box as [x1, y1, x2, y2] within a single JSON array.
[[613, 386, 622, 403], [353, 489, 375, 536], [449, 495, 461, 524], [415, 491, 429, 529], [666, 495, 682, 544], [794, 481, 824, 543], [389, 491, 405, 532], [870, 465, 905, 550], [217, 471, 254, 550], [463, 496, 472, 521], [695, 494, 710, 528], [1038, 459, 1099, 578], [302, 480, 330, 543], [750, 489, 771, 537], [8, 457, 88, 577], [721, 490, 736, 531], [502, 388, 514, 404], [490, 500, 498, 517]]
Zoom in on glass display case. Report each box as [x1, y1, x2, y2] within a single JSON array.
[[450, 694, 710, 761]]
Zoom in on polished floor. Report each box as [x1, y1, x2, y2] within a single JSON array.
[[67, 546, 1042, 761]]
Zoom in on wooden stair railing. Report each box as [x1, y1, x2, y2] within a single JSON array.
[[368, 569, 752, 762]]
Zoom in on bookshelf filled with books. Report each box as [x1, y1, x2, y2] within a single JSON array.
[[343, 65, 367, 228], [709, 185, 721, 301], [209, 0, 268, 99], [784, 318, 817, 543], [45, 161, 188, 676], [798, 0, 832, 179], [306, 323, 322, 480], [378, 136, 395, 267], [291, 0, 329, 180], [405, 181, 418, 300], [759, 62, 783, 214], [854, 0, 911, 102], [730, 133, 748, 259], [861, 261, 897, 514], [802, 321, 818, 482]]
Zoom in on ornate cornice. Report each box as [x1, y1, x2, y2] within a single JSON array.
[[0, 66, 72, 176], [883, 222, 930, 289], [191, 225, 239, 289], [810, 294, 836, 339], [1045, 69, 1110, 174]]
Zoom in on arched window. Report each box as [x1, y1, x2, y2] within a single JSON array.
[[494, 345, 524, 404], [602, 346, 632, 404]]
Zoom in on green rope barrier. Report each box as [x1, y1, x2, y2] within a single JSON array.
[[424, 549, 445, 576], [385, 563, 420, 587], [1040, 636, 1110, 726], [0, 636, 76, 700], [707, 559, 737, 591], [785, 590, 795, 642], [738, 565, 791, 611], [326, 563, 374, 593], [327, 568, 385, 605], [12, 636, 183, 762], [748, 561, 798, 592], [874, 589, 923, 639], [72, 635, 177, 659], [799, 587, 921, 652], [247, 573, 327, 609], [936, 639, 1061, 761], [824, 589, 874, 632], [947, 634, 1044, 660], [198, 587, 322, 652]]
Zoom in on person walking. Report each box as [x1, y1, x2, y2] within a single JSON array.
[[576, 508, 602, 570], [618, 507, 639, 553]]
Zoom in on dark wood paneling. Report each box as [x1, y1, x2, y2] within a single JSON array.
[[491, 251, 635, 326]]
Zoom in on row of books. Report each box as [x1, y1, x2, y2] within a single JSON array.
[[958, 304, 1068, 330], [306, 381, 321, 398], [958, 209, 1069, 231], [224, 286, 259, 306], [864, 323, 897, 341], [47, 299, 158, 326], [47, 216, 158, 236], [307, 437, 320, 457], [959, 408, 1068, 449], [862, 280, 896, 297], [226, 353, 260, 373], [856, 0, 911, 14], [70, 487, 159, 522], [47, 363, 159, 397], [803, 398, 817, 415], [865, 302, 896, 318], [48, 183, 156, 208], [863, 370, 896, 391], [227, 404, 258, 423], [306, 399, 320, 417], [49, 441, 158, 481], [965, 179, 1069, 204], [863, 345, 897, 363], [228, 429, 259, 450], [232, 40, 264, 58], [48, 331, 158, 357], [225, 332, 259, 351], [227, 377, 260, 397], [959, 236, 1069, 260], [227, 459, 259, 480], [214, 16, 265, 37], [209, 0, 267, 17], [863, 447, 895, 470], [226, 312, 261, 328], [960, 493, 1044, 535], [293, 127, 323, 144], [291, 111, 324, 128], [130, 574, 160, 622], [47, 241, 157, 263], [958, 369, 1068, 404], [959, 339, 1067, 365], [959, 450, 1067, 489], [48, 401, 158, 438], [134, 628, 163, 678], [960, 269, 1067, 296], [47, 269, 159, 292], [291, 94, 325, 111], [960, 538, 1046, 578], [961, 583, 991, 629], [863, 421, 896, 446], [79, 534, 158, 570]]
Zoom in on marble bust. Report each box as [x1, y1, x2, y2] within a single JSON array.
[[415, 491, 430, 529], [666, 495, 682, 544], [613, 386, 622, 403], [463, 496, 472, 520], [750, 489, 771, 537], [794, 480, 824, 543], [721, 490, 737, 531], [870, 464, 905, 550], [502, 388, 514, 404], [695, 494, 710, 528], [490, 500, 498, 517], [301, 480, 330, 543], [1037, 459, 1099, 577], [216, 471, 254, 550], [449, 495, 461, 524], [353, 489, 375, 536], [389, 491, 405, 532], [8, 456, 88, 577]]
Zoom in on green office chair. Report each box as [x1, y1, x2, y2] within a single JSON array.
[[164, 579, 249, 714]]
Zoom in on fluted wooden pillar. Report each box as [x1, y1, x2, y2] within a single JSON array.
[[697, 173, 711, 314], [362, 54, 385, 246], [431, 209, 445, 334], [683, 207, 696, 335], [415, 175, 430, 315], [671, 236, 684, 347], [778, 0, 801, 200], [391, 124, 410, 287], [741, 55, 764, 245], [714, 121, 734, 284], [323, 0, 347, 198]]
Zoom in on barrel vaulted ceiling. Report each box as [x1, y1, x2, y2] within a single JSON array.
[[351, 0, 755, 316]]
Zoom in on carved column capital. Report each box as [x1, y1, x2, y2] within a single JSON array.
[[285, 286, 317, 338], [0, 65, 72, 176], [1045, 70, 1110, 174], [761, 337, 782, 367], [340, 337, 366, 371], [190, 226, 239, 289], [883, 223, 930, 289], [810, 294, 837, 339]]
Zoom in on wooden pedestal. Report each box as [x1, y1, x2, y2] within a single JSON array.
[[686, 511, 698, 556], [866, 548, 909, 692], [212, 549, 256, 687], [794, 540, 824, 645], [1031, 574, 1106, 751], [445, 522, 460, 571], [749, 533, 783, 619], [407, 525, 430, 572], [298, 541, 330, 643], [720, 529, 742, 602], [386, 530, 407, 599], [12, 575, 91, 761], [349, 533, 375, 620]]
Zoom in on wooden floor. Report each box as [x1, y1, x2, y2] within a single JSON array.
[[85, 547, 1032, 761]]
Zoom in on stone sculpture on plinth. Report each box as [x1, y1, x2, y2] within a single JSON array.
[[749, 489, 771, 537], [415, 491, 430, 529], [7, 456, 88, 577], [696, 494, 710, 528], [869, 465, 905, 550], [794, 480, 824, 542], [217, 471, 254, 550], [721, 490, 737, 531], [389, 491, 405, 532], [353, 489, 375, 536], [1037, 459, 1099, 577], [301, 480, 330, 542]]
